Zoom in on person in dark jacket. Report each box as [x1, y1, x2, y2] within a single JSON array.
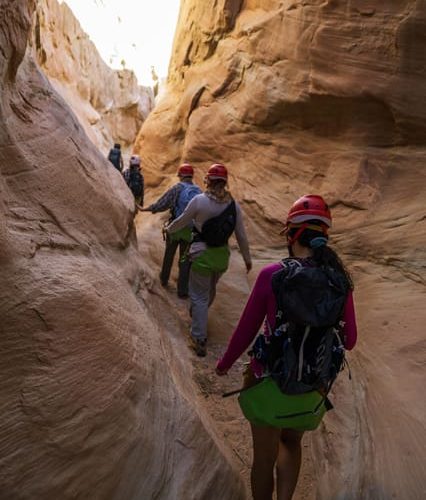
[[139, 163, 202, 298], [123, 155, 144, 205], [108, 143, 124, 172]]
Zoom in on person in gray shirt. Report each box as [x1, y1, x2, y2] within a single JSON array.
[[166, 163, 252, 356]]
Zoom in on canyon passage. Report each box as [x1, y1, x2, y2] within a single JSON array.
[[1, 1, 425, 499]]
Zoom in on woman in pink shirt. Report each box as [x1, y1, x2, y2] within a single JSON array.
[[216, 195, 357, 500]]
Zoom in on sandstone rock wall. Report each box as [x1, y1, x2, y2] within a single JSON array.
[[0, 1, 245, 498], [32, 0, 154, 155], [137, 1, 426, 498]]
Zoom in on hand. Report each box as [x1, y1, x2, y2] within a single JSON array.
[[215, 366, 228, 376], [137, 205, 150, 212], [245, 261, 252, 273]]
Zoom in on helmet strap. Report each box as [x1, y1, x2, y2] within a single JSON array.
[[287, 223, 308, 246]]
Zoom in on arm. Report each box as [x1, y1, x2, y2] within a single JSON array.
[[216, 266, 271, 373], [234, 202, 252, 271], [343, 291, 357, 350], [146, 184, 180, 213], [166, 196, 198, 233]]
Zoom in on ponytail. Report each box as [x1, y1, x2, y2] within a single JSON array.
[[287, 223, 354, 290], [312, 245, 354, 290]]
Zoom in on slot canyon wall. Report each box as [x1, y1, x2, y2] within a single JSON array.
[[0, 1, 245, 499], [137, 0, 426, 498], [31, 0, 154, 154]]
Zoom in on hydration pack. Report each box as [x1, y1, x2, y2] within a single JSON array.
[[251, 258, 350, 396], [174, 182, 202, 218], [108, 148, 122, 171], [195, 200, 237, 247], [125, 168, 144, 197]]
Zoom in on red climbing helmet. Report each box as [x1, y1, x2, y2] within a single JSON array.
[[286, 194, 332, 227], [177, 163, 194, 177], [206, 163, 228, 181]]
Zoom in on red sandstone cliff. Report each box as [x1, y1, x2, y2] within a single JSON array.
[[136, 1, 426, 498], [0, 1, 245, 498]]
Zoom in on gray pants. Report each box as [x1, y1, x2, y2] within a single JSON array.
[[189, 269, 221, 340], [160, 235, 191, 297]]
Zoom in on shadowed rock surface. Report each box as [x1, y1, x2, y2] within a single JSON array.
[[31, 0, 154, 154], [137, 1, 426, 498], [0, 1, 245, 499]]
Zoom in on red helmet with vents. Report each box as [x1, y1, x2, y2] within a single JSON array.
[[177, 163, 194, 177], [206, 163, 228, 181], [286, 194, 332, 227]]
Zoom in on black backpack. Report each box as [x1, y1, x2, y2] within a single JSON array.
[[108, 148, 122, 171], [251, 258, 349, 396], [126, 169, 144, 197], [196, 200, 237, 247]]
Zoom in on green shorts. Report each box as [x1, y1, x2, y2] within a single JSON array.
[[238, 377, 327, 430]]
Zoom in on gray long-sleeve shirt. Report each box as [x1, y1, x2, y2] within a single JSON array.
[[167, 193, 252, 266]]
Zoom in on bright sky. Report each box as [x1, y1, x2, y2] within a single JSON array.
[[59, 0, 181, 86]]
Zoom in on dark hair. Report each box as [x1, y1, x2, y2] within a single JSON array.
[[288, 223, 354, 290], [114, 143, 121, 149]]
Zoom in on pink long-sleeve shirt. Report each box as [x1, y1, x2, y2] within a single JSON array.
[[216, 262, 357, 373]]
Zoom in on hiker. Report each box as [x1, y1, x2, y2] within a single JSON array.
[[108, 143, 124, 172], [215, 194, 357, 500], [123, 155, 144, 205], [138, 163, 202, 298], [165, 163, 252, 356]]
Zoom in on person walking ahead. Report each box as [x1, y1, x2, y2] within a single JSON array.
[[166, 163, 252, 356], [215, 194, 357, 500], [139, 163, 202, 298], [123, 155, 144, 205], [108, 143, 124, 172]]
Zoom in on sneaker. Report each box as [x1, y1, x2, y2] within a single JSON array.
[[189, 337, 207, 357]]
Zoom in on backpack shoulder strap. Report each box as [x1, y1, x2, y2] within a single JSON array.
[[202, 199, 236, 228], [279, 257, 303, 270], [271, 258, 304, 327]]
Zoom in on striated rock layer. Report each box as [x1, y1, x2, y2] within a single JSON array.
[[137, 1, 426, 498], [31, 0, 154, 154], [0, 1, 245, 499]]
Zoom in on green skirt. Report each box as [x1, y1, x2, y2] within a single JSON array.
[[191, 245, 230, 275], [238, 377, 327, 430]]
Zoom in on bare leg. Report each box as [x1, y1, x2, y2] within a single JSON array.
[[250, 424, 280, 500], [276, 429, 304, 500]]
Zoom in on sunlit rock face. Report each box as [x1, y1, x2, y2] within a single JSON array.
[[137, 1, 426, 498], [31, 0, 154, 154], [0, 1, 245, 498]]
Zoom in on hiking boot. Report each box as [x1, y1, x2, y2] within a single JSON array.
[[189, 337, 207, 357]]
